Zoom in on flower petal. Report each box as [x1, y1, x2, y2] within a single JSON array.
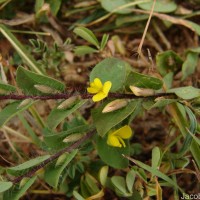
[[107, 135, 122, 147], [116, 136, 126, 147], [92, 92, 107, 102], [103, 81, 112, 94], [94, 78, 103, 89], [114, 125, 132, 139], [87, 87, 99, 94]]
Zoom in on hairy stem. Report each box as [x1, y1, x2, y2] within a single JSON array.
[[12, 129, 96, 184], [0, 92, 175, 100]]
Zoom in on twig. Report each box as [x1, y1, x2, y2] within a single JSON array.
[[0, 92, 175, 101], [12, 129, 96, 184], [137, 0, 156, 56]]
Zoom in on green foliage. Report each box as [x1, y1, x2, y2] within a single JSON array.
[[92, 100, 140, 137], [44, 150, 78, 189], [73, 27, 100, 49], [90, 57, 131, 92], [0, 2, 200, 199], [125, 71, 163, 90], [3, 177, 36, 200], [16, 67, 65, 95], [156, 50, 183, 76], [0, 101, 34, 127], [138, 0, 177, 13], [101, 0, 133, 14], [96, 135, 130, 169], [0, 83, 16, 94], [0, 25, 43, 74], [0, 182, 13, 193], [73, 27, 109, 55], [168, 86, 200, 100]]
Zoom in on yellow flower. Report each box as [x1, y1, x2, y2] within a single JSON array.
[[107, 125, 132, 148], [87, 78, 112, 102]]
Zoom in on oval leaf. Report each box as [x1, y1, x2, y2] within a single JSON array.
[[0, 181, 13, 193], [3, 176, 36, 200], [168, 86, 200, 100], [101, 0, 133, 14], [47, 99, 87, 129], [0, 101, 34, 127], [7, 155, 50, 175], [73, 27, 99, 48], [138, 0, 177, 13], [92, 100, 140, 137], [16, 66, 65, 95], [44, 150, 78, 189], [96, 135, 130, 169], [126, 72, 163, 90], [90, 57, 131, 92]]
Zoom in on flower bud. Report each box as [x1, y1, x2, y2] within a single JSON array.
[[57, 96, 79, 110], [34, 84, 58, 94], [63, 133, 83, 143], [102, 99, 128, 113], [129, 85, 155, 97], [17, 99, 32, 109]]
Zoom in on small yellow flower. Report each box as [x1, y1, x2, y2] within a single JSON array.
[[107, 125, 132, 148], [87, 78, 112, 102]]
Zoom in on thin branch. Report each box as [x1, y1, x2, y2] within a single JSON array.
[[0, 92, 175, 101], [137, 0, 156, 56], [12, 129, 96, 184]]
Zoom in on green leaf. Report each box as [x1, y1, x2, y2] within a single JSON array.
[[156, 50, 183, 76], [73, 27, 100, 48], [100, 34, 109, 50], [35, 0, 44, 13], [127, 157, 183, 192], [174, 157, 190, 168], [116, 14, 149, 26], [186, 47, 200, 54], [46, 0, 62, 16], [111, 176, 128, 194], [92, 100, 139, 137], [149, 99, 177, 109], [138, 0, 177, 13], [3, 176, 36, 200], [0, 101, 34, 127], [73, 190, 85, 200], [0, 181, 13, 193], [90, 57, 131, 92], [7, 155, 50, 175], [125, 71, 163, 90], [44, 150, 78, 189], [99, 166, 109, 186], [163, 72, 173, 90], [74, 46, 98, 56], [0, 83, 16, 93], [172, 107, 198, 159], [84, 173, 100, 194], [44, 125, 89, 150], [16, 66, 65, 95], [126, 169, 135, 193], [96, 135, 130, 169], [168, 86, 200, 100], [152, 147, 161, 169], [182, 52, 198, 80], [101, 0, 133, 14], [0, 24, 43, 74], [47, 100, 87, 129], [187, 20, 200, 36], [187, 129, 200, 146]]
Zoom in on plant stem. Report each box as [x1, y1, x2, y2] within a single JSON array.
[[12, 129, 96, 184], [0, 92, 175, 100]]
